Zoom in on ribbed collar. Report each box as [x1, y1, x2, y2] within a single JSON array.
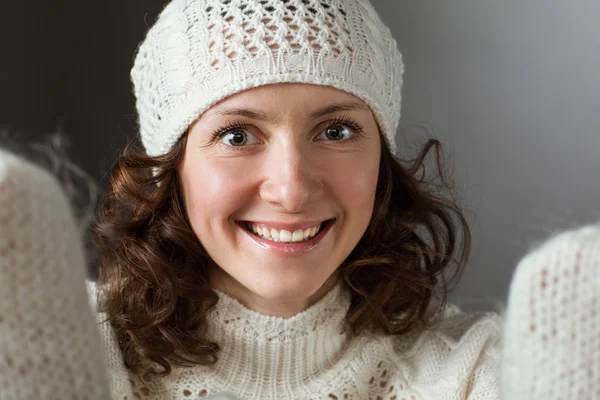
[[205, 280, 351, 394]]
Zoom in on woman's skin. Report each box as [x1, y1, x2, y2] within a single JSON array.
[[179, 83, 381, 317]]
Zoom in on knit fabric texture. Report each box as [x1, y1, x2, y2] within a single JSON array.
[[500, 223, 600, 399], [131, 0, 404, 156], [88, 280, 502, 399], [0, 149, 111, 399]]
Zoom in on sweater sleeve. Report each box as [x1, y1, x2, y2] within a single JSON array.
[[437, 307, 502, 399], [466, 340, 501, 399], [394, 303, 502, 399], [85, 281, 136, 400], [500, 223, 600, 399], [0, 149, 111, 399]]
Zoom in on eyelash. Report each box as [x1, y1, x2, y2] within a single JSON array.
[[211, 117, 366, 145]]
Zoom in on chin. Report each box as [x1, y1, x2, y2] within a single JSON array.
[[211, 258, 342, 310], [264, 286, 322, 302], [244, 268, 338, 302], [248, 279, 320, 300]]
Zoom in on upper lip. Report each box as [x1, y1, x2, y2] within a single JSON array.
[[239, 219, 332, 231]]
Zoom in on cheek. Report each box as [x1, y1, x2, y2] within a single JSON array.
[[329, 155, 379, 214], [180, 158, 253, 222]]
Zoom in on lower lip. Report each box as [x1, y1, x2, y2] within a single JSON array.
[[239, 220, 334, 257]]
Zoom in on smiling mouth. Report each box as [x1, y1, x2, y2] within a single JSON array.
[[244, 220, 334, 243]]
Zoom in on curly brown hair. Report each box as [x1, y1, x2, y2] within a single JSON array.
[[91, 130, 471, 376]]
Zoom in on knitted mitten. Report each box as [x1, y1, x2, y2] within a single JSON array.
[[0, 148, 242, 400], [500, 223, 600, 399], [0, 148, 111, 399]]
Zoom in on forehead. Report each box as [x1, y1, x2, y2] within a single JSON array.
[[202, 83, 372, 122], [219, 82, 361, 102]]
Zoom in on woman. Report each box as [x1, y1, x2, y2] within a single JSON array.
[[90, 0, 502, 398], [1, 0, 598, 397], [2, 145, 598, 399]]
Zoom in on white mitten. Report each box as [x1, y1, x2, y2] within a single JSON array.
[[0, 148, 111, 399], [500, 222, 600, 399]]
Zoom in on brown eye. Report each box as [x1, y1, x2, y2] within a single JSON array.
[[318, 124, 353, 141], [226, 132, 247, 146], [219, 130, 260, 147], [324, 125, 347, 140]]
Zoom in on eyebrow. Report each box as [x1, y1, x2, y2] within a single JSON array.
[[206, 100, 370, 121]]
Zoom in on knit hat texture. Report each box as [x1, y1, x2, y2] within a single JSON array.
[[131, 0, 404, 156]]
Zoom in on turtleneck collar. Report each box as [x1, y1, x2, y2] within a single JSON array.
[[204, 280, 352, 393]]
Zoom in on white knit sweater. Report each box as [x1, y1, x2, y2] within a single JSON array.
[[88, 280, 501, 400], [1, 148, 599, 399]]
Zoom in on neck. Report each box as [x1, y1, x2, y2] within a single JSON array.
[[205, 279, 352, 393], [210, 270, 342, 317]]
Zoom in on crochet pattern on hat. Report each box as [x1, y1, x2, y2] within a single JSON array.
[[131, 0, 403, 156]]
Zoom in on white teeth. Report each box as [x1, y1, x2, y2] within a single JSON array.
[[248, 222, 324, 243], [303, 228, 311, 238], [270, 229, 280, 241], [280, 230, 292, 242], [291, 230, 304, 242]]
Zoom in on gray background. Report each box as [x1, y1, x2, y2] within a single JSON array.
[[1, 1, 599, 312], [381, 0, 600, 312]]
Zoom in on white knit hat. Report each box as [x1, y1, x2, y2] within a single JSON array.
[[131, 0, 404, 156]]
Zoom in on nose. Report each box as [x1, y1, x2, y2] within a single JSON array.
[[259, 142, 324, 213]]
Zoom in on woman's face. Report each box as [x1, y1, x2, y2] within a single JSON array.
[[179, 83, 381, 315]]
